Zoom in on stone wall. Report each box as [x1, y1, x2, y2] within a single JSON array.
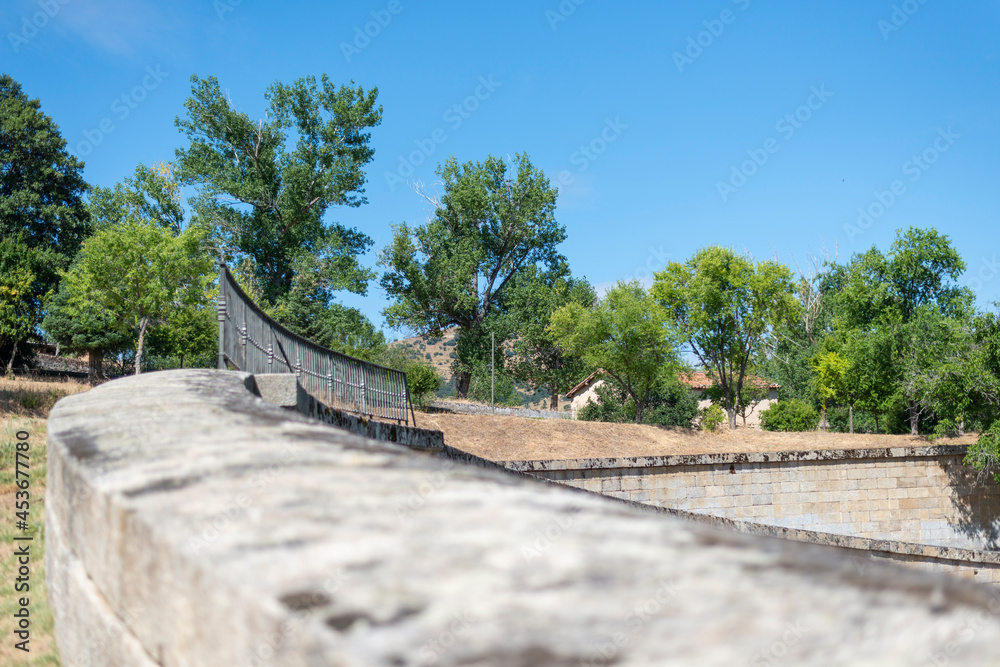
[[45, 370, 1000, 665]]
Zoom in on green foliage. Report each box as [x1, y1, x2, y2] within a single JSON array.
[[652, 246, 800, 429], [964, 423, 1000, 484], [175, 73, 381, 309], [549, 281, 681, 424], [760, 399, 820, 432], [376, 346, 441, 407], [835, 227, 977, 434], [144, 303, 218, 369], [89, 162, 184, 233], [0, 75, 90, 357], [699, 404, 726, 432], [42, 280, 132, 379], [0, 235, 45, 372], [62, 219, 213, 375], [380, 153, 565, 397], [467, 360, 521, 407], [502, 266, 595, 409], [579, 379, 698, 427]]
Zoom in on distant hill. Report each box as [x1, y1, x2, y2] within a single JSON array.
[[390, 328, 563, 410]]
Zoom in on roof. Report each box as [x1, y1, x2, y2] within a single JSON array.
[[565, 369, 606, 399], [565, 370, 780, 398], [678, 372, 781, 391]]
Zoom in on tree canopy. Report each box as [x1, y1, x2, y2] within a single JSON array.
[[175, 74, 382, 308], [652, 246, 800, 429], [380, 153, 566, 397]]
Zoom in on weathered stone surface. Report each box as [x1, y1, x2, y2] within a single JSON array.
[[46, 370, 1000, 666], [253, 373, 301, 409]]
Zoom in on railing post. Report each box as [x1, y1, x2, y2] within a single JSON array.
[[216, 294, 226, 371]]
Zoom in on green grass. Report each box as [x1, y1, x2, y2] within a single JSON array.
[[1, 416, 60, 666]]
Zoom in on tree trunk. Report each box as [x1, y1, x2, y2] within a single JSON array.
[[907, 400, 920, 436], [549, 384, 558, 411], [874, 416, 880, 435], [455, 371, 471, 399], [88, 349, 104, 383], [135, 317, 149, 376], [849, 403, 854, 435], [727, 408, 736, 430], [5, 341, 16, 377], [959, 420, 966, 436]]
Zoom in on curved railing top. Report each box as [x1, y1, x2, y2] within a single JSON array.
[[216, 263, 414, 424]]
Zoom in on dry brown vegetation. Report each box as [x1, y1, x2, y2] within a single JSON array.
[[418, 412, 979, 462], [0, 376, 91, 420]]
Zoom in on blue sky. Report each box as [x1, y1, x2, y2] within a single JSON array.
[[5, 0, 1000, 339]]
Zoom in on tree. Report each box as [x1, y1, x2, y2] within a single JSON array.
[[837, 227, 973, 434], [61, 220, 212, 375], [145, 302, 218, 370], [812, 349, 849, 432], [175, 73, 382, 329], [549, 281, 682, 424], [42, 281, 132, 381], [578, 379, 699, 427], [505, 266, 595, 410], [0, 74, 90, 359], [380, 153, 566, 398], [652, 246, 800, 429], [0, 235, 43, 375]]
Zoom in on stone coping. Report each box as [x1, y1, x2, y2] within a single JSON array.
[[44, 370, 1000, 665], [503, 445, 971, 472]]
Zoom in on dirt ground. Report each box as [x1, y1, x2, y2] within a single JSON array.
[[416, 412, 979, 461]]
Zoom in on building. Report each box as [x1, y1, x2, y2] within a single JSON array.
[[565, 369, 780, 428]]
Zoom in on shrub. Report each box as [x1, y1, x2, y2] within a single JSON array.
[[699, 404, 725, 432], [406, 363, 441, 408], [760, 399, 820, 432], [579, 380, 699, 426], [966, 423, 1000, 483]]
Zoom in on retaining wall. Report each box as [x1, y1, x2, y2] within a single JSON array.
[[44, 370, 1000, 665]]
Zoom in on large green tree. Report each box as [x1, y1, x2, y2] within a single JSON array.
[[42, 281, 132, 381], [175, 74, 382, 335], [549, 281, 682, 424], [61, 220, 212, 375], [505, 265, 595, 410], [0, 74, 90, 361], [837, 227, 974, 434], [652, 246, 800, 429], [380, 153, 566, 398]]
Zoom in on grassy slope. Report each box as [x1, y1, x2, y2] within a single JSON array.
[[0, 377, 89, 667]]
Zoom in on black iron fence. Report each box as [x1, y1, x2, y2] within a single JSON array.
[[217, 263, 414, 424]]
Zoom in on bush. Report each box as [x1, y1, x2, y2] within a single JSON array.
[[467, 361, 521, 407], [760, 399, 820, 432], [579, 380, 699, 427], [965, 423, 1000, 483], [376, 346, 442, 408], [699, 404, 725, 432]]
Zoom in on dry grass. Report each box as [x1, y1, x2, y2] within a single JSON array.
[[0, 416, 59, 666], [0, 377, 90, 420], [0, 376, 89, 666], [418, 412, 979, 462]]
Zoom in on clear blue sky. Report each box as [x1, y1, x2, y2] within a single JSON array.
[[5, 0, 1000, 338]]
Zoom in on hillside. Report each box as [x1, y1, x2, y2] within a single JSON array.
[[391, 329, 560, 410]]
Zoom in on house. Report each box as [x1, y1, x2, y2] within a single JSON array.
[[565, 369, 780, 428]]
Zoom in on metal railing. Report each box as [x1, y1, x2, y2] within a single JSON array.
[[217, 263, 415, 425]]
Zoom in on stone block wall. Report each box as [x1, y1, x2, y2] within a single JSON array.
[[44, 370, 1000, 665], [521, 448, 1000, 551]]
